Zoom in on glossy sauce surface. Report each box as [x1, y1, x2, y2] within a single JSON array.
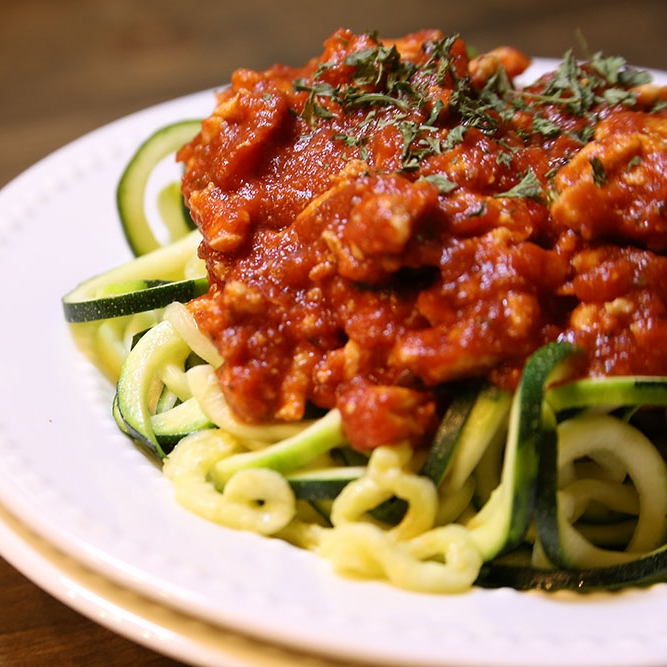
[[179, 29, 667, 449]]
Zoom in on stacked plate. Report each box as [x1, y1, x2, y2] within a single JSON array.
[[1, 62, 667, 667]]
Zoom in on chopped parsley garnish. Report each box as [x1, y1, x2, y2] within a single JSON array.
[[421, 174, 458, 194], [294, 79, 337, 127], [468, 201, 488, 217], [627, 155, 643, 171], [496, 151, 514, 168], [344, 41, 416, 88], [589, 156, 607, 187], [532, 115, 563, 138], [589, 51, 651, 89], [523, 49, 650, 116], [539, 50, 596, 115], [333, 133, 370, 161], [291, 32, 653, 188], [494, 170, 546, 202], [443, 125, 467, 150]]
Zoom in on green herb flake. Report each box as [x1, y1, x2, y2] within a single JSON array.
[[291, 32, 653, 190], [494, 170, 546, 202], [627, 155, 642, 171], [443, 125, 466, 150], [496, 151, 513, 168], [589, 156, 607, 187], [532, 115, 562, 138], [421, 174, 459, 194], [590, 53, 627, 85], [602, 88, 637, 106], [589, 51, 653, 89], [468, 200, 488, 217]]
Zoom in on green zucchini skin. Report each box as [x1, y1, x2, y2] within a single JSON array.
[[72, 171, 667, 596], [114, 392, 215, 456], [476, 549, 667, 592], [534, 400, 563, 566], [467, 341, 579, 561], [208, 408, 347, 487], [117, 119, 202, 256], [63, 277, 209, 322], [546, 376, 667, 413], [114, 320, 193, 457], [287, 467, 366, 500], [504, 342, 580, 550], [366, 381, 511, 526], [420, 381, 485, 486], [369, 382, 485, 525], [535, 411, 667, 577], [150, 397, 216, 452], [494, 374, 667, 591]]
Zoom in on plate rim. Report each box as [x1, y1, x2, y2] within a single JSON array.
[[1, 57, 667, 667]]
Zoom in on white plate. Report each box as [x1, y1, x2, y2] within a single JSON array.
[[2, 60, 667, 667], [0, 501, 362, 667]]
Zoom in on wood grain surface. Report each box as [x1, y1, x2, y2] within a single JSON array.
[[0, 0, 665, 664]]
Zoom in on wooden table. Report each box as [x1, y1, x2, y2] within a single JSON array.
[[1, 0, 665, 664]]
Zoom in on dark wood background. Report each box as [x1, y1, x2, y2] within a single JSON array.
[[1, 0, 665, 664]]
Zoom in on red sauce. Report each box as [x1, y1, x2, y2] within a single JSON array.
[[178, 29, 667, 450]]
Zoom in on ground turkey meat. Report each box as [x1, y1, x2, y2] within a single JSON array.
[[177, 28, 667, 450]]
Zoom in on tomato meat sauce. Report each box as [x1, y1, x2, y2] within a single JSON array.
[[178, 28, 667, 451]]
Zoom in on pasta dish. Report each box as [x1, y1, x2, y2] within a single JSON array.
[[63, 29, 667, 594]]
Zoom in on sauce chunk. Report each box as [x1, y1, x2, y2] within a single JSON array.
[[178, 29, 667, 450]]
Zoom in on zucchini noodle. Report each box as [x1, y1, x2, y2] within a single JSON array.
[[65, 262, 667, 592], [62, 30, 667, 594]]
